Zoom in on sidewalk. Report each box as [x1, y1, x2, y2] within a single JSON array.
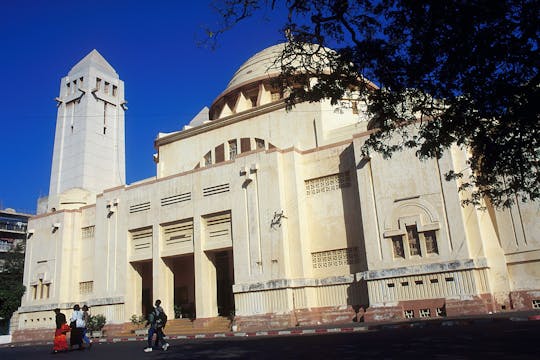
[[3, 310, 540, 348]]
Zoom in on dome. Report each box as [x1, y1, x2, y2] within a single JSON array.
[[226, 43, 285, 91], [209, 42, 335, 120]]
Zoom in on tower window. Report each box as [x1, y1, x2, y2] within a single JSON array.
[[96, 78, 101, 91], [104, 82, 110, 94], [112, 85, 117, 96], [228, 140, 238, 160]]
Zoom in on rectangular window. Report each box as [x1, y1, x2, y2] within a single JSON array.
[[39, 279, 44, 299], [79, 281, 94, 295], [351, 100, 359, 114], [228, 140, 238, 160], [255, 138, 265, 149], [79, 77, 84, 87], [204, 152, 212, 166], [96, 78, 101, 90], [104, 82, 110, 94], [392, 236, 405, 258], [240, 138, 251, 152], [305, 172, 351, 196], [407, 225, 421, 256], [82, 225, 95, 238], [32, 285, 37, 300], [215, 144, 225, 163], [424, 230, 439, 254]]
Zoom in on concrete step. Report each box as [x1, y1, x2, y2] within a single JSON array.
[[104, 317, 231, 338]]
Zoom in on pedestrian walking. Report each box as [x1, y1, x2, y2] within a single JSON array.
[[69, 304, 85, 350], [143, 299, 169, 352], [81, 305, 92, 348], [52, 308, 69, 353]]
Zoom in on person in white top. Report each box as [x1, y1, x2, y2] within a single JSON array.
[[69, 304, 85, 350]]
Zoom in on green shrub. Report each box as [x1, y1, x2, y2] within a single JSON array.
[[87, 314, 106, 331], [130, 314, 146, 328]]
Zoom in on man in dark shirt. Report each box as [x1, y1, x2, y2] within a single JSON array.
[[54, 308, 66, 329]]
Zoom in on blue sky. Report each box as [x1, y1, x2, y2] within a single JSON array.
[[0, 1, 286, 214]]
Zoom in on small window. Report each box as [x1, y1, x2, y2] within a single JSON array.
[[419, 309, 431, 318], [112, 85, 117, 96], [228, 140, 238, 160], [204, 152, 212, 166], [407, 225, 421, 256], [104, 82, 110, 94], [414, 280, 424, 285], [401, 281, 409, 287], [430, 278, 439, 284], [387, 283, 395, 288], [351, 100, 359, 114], [271, 91, 281, 102], [532, 299, 540, 309], [96, 78, 101, 90], [445, 277, 454, 282], [424, 230, 439, 254], [255, 138, 265, 149], [404, 310, 414, 319], [79, 77, 84, 87], [436, 307, 446, 317], [392, 236, 405, 258]]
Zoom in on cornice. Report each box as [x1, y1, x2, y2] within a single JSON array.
[[154, 100, 287, 148]]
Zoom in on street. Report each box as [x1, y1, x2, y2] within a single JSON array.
[[1, 320, 538, 359]]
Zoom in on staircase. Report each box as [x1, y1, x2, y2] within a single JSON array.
[[104, 317, 231, 339]]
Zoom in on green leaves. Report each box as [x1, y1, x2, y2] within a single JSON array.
[[211, 0, 539, 207]]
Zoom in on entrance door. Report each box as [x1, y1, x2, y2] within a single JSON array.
[[214, 250, 234, 317]]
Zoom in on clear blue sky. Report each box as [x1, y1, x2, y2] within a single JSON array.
[[0, 0, 286, 214]]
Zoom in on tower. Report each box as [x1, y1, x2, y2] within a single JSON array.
[[46, 50, 126, 211]]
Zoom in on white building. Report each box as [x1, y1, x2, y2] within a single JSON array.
[[15, 45, 540, 338]]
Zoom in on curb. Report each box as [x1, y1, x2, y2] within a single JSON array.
[[2, 315, 538, 348]]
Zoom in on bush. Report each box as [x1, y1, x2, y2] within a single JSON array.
[[87, 314, 106, 332], [130, 314, 146, 328]]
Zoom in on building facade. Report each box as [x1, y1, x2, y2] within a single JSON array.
[[15, 45, 540, 335]]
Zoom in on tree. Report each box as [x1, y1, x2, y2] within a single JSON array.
[[0, 243, 26, 333], [209, 0, 539, 207]]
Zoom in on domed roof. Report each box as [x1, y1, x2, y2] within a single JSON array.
[[226, 43, 285, 90]]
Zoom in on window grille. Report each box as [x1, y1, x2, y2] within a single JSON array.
[[79, 281, 93, 295], [81, 225, 95, 238], [312, 247, 360, 268], [305, 172, 351, 196]]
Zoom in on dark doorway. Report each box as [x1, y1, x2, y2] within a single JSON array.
[[132, 261, 153, 317], [214, 250, 234, 317]]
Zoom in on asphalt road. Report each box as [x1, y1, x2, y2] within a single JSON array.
[[1, 320, 538, 359]]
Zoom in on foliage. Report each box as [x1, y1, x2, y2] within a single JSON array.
[[209, 0, 539, 208], [0, 243, 25, 323], [130, 314, 146, 328], [87, 314, 106, 332]]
